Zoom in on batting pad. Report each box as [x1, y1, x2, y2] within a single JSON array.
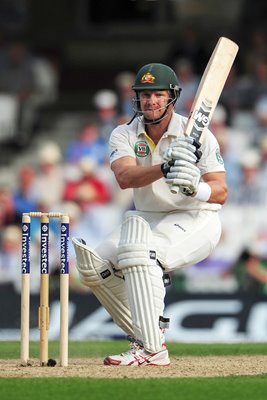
[[72, 238, 134, 337], [118, 216, 165, 353]]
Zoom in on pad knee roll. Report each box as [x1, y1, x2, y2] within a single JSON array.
[[118, 215, 157, 269]]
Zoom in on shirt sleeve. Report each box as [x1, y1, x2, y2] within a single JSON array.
[[109, 125, 136, 164], [197, 129, 226, 175]]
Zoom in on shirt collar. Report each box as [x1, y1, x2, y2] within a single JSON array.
[[136, 112, 183, 139]]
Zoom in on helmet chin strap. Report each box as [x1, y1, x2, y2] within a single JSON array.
[[143, 107, 169, 125], [128, 106, 171, 126], [143, 100, 175, 125]]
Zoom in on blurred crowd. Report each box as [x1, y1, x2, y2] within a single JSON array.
[[1, 29, 267, 296], [0, 39, 58, 146]]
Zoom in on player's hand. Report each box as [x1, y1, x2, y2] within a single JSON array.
[[165, 159, 200, 195], [164, 137, 202, 164]]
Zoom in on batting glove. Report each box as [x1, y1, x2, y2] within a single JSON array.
[[164, 137, 202, 164], [165, 159, 201, 195]]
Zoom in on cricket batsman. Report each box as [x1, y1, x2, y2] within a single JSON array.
[[72, 63, 227, 366]]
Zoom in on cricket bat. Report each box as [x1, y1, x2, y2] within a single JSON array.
[[171, 36, 239, 194]]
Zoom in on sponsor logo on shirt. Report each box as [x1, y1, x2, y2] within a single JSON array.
[[174, 223, 186, 232], [134, 141, 150, 157], [110, 149, 118, 159]]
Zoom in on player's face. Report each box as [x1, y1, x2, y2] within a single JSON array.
[[139, 90, 172, 121]]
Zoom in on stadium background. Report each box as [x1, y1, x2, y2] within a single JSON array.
[[1, 0, 267, 344]]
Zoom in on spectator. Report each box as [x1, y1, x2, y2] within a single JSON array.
[[210, 105, 246, 195], [243, 29, 267, 76], [63, 156, 111, 212], [24, 54, 59, 132], [31, 141, 65, 211], [173, 58, 199, 116], [115, 71, 135, 120], [0, 186, 16, 226], [65, 123, 108, 166], [0, 225, 21, 287], [251, 54, 267, 101], [93, 89, 119, 140], [0, 41, 58, 145], [0, 93, 19, 143], [31, 55, 59, 106], [253, 96, 267, 145], [219, 64, 245, 123], [258, 135, 267, 183], [230, 149, 266, 256], [231, 148, 264, 205], [244, 220, 267, 295], [13, 165, 38, 218], [166, 26, 209, 75], [0, 41, 34, 101], [236, 54, 267, 111], [0, 41, 35, 143]]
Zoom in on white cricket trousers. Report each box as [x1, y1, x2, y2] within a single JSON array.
[[96, 209, 222, 272]]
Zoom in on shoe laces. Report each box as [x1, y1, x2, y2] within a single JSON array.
[[125, 336, 144, 355]]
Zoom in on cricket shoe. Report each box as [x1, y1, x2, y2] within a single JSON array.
[[103, 339, 170, 366]]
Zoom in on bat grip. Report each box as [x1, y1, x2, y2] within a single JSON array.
[[171, 185, 193, 195], [171, 185, 179, 194]]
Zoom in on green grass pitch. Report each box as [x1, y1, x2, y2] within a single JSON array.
[[0, 341, 267, 400]]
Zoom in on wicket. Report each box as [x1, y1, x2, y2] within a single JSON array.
[[20, 212, 69, 367]]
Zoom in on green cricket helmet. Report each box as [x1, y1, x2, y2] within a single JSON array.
[[132, 63, 181, 97]]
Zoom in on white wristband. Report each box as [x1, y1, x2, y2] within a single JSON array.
[[194, 182, 211, 202]]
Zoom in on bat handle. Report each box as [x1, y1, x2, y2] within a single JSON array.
[[170, 185, 193, 195], [170, 185, 179, 194]]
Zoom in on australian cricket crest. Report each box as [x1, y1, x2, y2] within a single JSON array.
[[141, 72, 155, 84], [134, 141, 150, 157], [216, 148, 224, 164]]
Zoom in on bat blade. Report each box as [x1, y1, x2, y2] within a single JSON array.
[[171, 36, 239, 194], [184, 36, 239, 140]]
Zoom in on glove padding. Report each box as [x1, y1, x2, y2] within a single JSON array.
[[161, 159, 175, 178], [165, 159, 200, 195], [164, 137, 202, 164]]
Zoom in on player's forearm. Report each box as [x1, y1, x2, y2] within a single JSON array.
[[115, 164, 163, 189], [201, 172, 228, 204], [199, 180, 228, 204]]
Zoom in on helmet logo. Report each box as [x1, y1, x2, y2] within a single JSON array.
[[141, 72, 155, 84]]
